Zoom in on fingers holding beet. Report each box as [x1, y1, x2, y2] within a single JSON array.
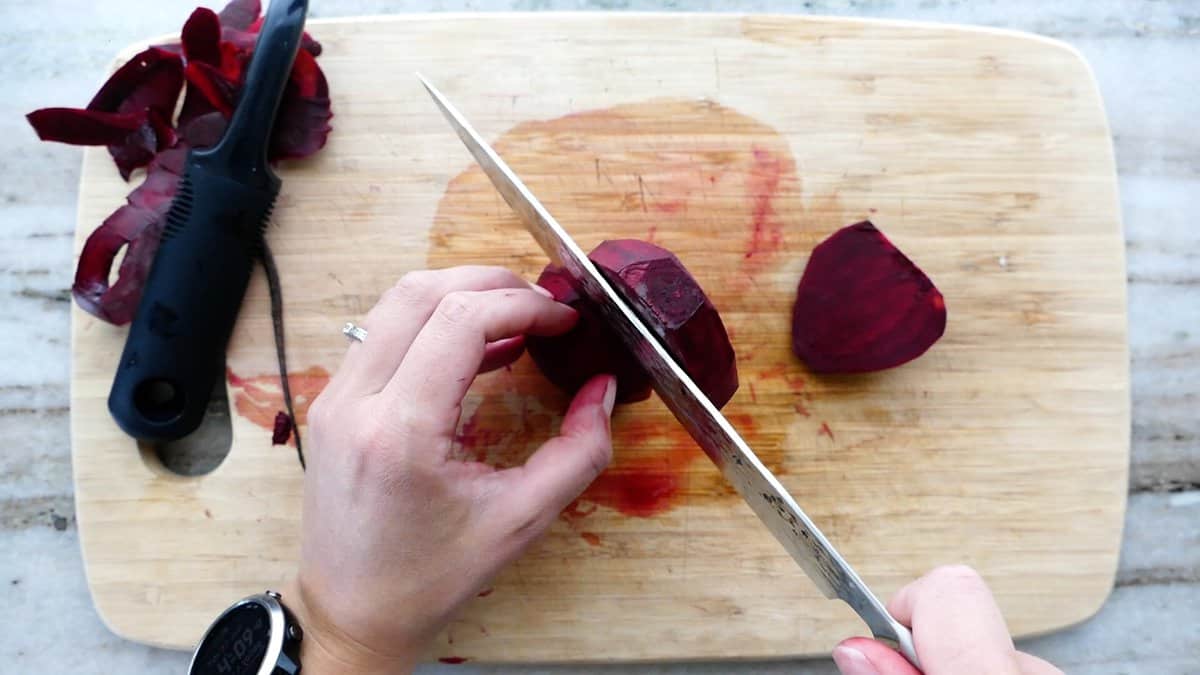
[[527, 264, 654, 404], [526, 240, 739, 409]]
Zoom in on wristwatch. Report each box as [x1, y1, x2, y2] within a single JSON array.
[[188, 590, 303, 675]]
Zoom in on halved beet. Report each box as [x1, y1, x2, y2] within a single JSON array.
[[792, 221, 946, 373], [527, 266, 653, 404], [592, 240, 739, 406], [527, 240, 739, 408]]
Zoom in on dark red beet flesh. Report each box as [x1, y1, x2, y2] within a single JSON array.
[[527, 265, 653, 404], [271, 410, 293, 446], [791, 221, 946, 373], [591, 240, 739, 407], [527, 240, 739, 408]]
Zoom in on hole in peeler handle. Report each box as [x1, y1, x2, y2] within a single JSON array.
[[133, 377, 187, 424], [137, 377, 233, 478]]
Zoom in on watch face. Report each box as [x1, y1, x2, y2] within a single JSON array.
[[193, 603, 271, 675]]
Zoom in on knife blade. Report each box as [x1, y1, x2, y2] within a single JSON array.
[[418, 74, 920, 670]]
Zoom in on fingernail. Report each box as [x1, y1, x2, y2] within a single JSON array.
[[602, 377, 617, 417], [832, 645, 878, 675], [531, 283, 555, 298]]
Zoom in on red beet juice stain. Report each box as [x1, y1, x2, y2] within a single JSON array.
[[743, 145, 788, 264], [226, 366, 330, 445], [574, 417, 702, 517], [426, 98, 809, 526], [584, 468, 682, 518]]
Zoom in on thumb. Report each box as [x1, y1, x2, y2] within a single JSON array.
[[488, 374, 616, 535], [833, 638, 921, 675]]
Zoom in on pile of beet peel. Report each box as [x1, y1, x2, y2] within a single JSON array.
[[26, 0, 332, 325]]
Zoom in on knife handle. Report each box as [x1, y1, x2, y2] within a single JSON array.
[[107, 157, 276, 442], [847, 587, 922, 671], [876, 620, 921, 671]]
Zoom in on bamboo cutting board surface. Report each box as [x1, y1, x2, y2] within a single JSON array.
[[71, 14, 1129, 662]]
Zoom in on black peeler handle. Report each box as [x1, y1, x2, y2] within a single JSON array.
[[107, 161, 277, 443]]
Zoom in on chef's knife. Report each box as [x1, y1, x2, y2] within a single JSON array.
[[108, 0, 309, 442], [419, 74, 921, 669]]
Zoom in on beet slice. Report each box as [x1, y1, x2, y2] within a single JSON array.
[[791, 221, 946, 373], [592, 240, 738, 407], [527, 265, 653, 404], [527, 240, 739, 408]]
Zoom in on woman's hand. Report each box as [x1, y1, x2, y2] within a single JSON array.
[[833, 565, 1064, 675], [284, 266, 617, 674]]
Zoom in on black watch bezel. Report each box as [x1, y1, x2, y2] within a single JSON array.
[[188, 590, 303, 675]]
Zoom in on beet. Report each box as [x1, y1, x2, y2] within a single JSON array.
[[527, 240, 739, 408], [592, 240, 739, 407], [527, 265, 653, 404], [791, 221, 946, 373], [271, 410, 293, 446]]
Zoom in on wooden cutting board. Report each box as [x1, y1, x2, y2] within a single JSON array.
[[71, 14, 1129, 662]]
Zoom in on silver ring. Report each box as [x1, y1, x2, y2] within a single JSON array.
[[342, 322, 368, 343]]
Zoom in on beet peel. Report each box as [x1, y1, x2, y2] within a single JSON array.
[[25, 0, 332, 325]]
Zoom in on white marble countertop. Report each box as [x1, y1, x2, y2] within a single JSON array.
[[2, 1, 1196, 673]]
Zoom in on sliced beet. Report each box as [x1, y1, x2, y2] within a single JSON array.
[[527, 265, 653, 404], [527, 240, 739, 408], [591, 240, 738, 407], [791, 221, 946, 373]]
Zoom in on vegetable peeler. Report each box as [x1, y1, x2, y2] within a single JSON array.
[[108, 0, 309, 442]]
